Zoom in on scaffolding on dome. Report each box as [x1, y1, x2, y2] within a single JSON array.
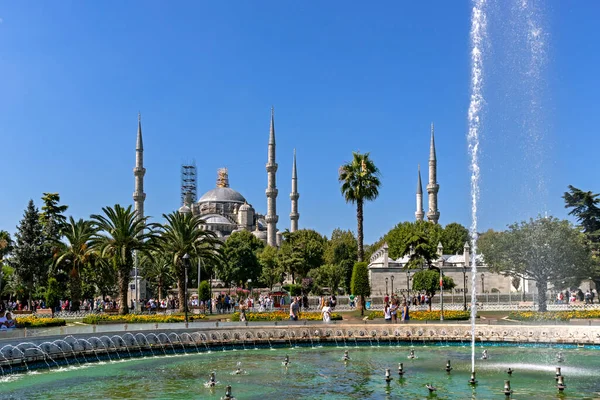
[[181, 162, 197, 205]]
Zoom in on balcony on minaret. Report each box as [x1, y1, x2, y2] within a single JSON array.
[[133, 166, 146, 176], [266, 162, 278, 173], [265, 214, 279, 224], [133, 192, 146, 201], [290, 192, 299, 201], [265, 187, 278, 197]]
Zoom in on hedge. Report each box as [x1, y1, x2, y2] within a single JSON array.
[[82, 314, 206, 324], [231, 311, 342, 322], [16, 316, 67, 328], [508, 310, 600, 321], [368, 310, 470, 321]]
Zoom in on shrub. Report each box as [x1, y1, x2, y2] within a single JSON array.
[[82, 314, 206, 324], [231, 311, 342, 322], [367, 310, 470, 321], [508, 310, 600, 321], [16, 316, 67, 328], [282, 284, 302, 296]]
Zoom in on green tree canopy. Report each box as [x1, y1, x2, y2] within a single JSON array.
[[441, 222, 470, 255], [279, 229, 326, 282], [477, 216, 592, 311], [139, 251, 174, 301], [411, 269, 456, 311], [378, 221, 443, 268], [339, 152, 381, 262], [308, 263, 345, 295], [10, 200, 47, 308], [258, 245, 283, 290], [350, 261, 371, 315], [222, 230, 264, 288], [324, 228, 357, 292]]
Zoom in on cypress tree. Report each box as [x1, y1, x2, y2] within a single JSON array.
[[11, 200, 47, 309]]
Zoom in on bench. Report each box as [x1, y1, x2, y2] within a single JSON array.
[[518, 301, 534, 308], [103, 309, 120, 315], [35, 309, 54, 317]]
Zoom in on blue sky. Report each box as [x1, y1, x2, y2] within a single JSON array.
[[0, 1, 599, 244]]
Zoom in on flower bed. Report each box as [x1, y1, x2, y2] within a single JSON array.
[[16, 316, 67, 328], [231, 311, 343, 322], [82, 314, 206, 324], [508, 310, 600, 321], [367, 310, 470, 321]]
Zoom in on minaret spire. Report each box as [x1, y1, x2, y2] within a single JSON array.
[[290, 149, 299, 232], [265, 107, 279, 246], [415, 164, 424, 221], [427, 122, 440, 224], [133, 113, 146, 222]]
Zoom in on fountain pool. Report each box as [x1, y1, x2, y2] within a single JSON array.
[[1, 344, 599, 399]]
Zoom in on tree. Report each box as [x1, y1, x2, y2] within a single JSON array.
[[477, 216, 592, 311], [309, 264, 345, 294], [563, 185, 600, 289], [10, 200, 47, 308], [55, 217, 96, 310], [139, 251, 174, 301], [279, 229, 326, 282], [90, 204, 159, 315], [411, 269, 456, 311], [258, 245, 283, 290], [324, 228, 357, 292], [382, 221, 443, 268], [40, 193, 69, 278], [339, 152, 381, 262], [198, 280, 211, 302], [45, 277, 62, 312], [441, 222, 470, 255], [350, 261, 371, 316], [158, 211, 223, 313], [0, 230, 13, 296], [221, 230, 264, 289]]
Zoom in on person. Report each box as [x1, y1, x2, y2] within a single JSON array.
[[330, 295, 337, 310], [401, 301, 410, 322], [289, 297, 299, 321], [240, 307, 247, 322], [4, 312, 15, 329], [321, 301, 332, 323], [383, 302, 392, 322], [0, 311, 6, 329], [390, 299, 398, 323], [349, 294, 355, 309]]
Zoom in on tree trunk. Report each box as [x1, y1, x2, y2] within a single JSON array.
[[360, 295, 365, 316], [537, 280, 548, 312], [356, 199, 364, 262], [118, 268, 129, 315], [429, 294, 433, 311], [70, 269, 82, 312], [177, 260, 186, 313], [158, 278, 163, 301]]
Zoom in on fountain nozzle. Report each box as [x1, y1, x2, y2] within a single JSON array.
[[469, 371, 478, 385], [555, 367, 561, 380], [398, 362, 404, 377], [385, 368, 392, 384], [445, 360, 452, 373], [506, 367, 514, 376], [503, 380, 513, 396], [222, 385, 235, 400], [557, 375, 566, 392]]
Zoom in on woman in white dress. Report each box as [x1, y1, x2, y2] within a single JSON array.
[[321, 301, 332, 323]]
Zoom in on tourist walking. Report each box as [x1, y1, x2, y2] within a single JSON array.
[[290, 297, 299, 321], [321, 301, 332, 323]]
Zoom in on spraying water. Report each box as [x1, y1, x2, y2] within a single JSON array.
[[468, 0, 488, 374]]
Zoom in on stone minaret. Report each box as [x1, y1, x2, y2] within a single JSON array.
[[290, 149, 299, 232], [133, 113, 146, 222], [415, 164, 424, 221], [427, 122, 440, 224], [265, 107, 279, 246]]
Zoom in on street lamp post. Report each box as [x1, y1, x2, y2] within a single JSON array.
[[406, 270, 410, 295], [390, 275, 394, 296], [385, 278, 389, 296], [481, 274, 485, 295], [440, 267, 444, 321], [183, 253, 190, 325], [462, 265, 468, 311]]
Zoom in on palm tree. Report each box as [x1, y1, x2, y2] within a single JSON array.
[[55, 217, 96, 311], [90, 204, 159, 315], [139, 251, 174, 301], [158, 212, 223, 313], [338, 152, 381, 262]]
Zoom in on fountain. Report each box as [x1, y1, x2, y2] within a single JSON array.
[[503, 380, 513, 397]]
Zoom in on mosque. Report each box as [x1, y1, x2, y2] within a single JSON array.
[[133, 108, 298, 248]]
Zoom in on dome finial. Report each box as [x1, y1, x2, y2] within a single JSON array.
[[216, 168, 229, 188]]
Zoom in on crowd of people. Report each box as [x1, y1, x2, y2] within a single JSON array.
[[0, 310, 16, 330], [556, 289, 597, 304], [383, 294, 410, 323]]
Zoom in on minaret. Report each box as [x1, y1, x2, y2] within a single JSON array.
[[265, 107, 279, 246], [133, 113, 146, 222], [427, 122, 440, 224], [415, 165, 424, 221], [290, 149, 299, 232]]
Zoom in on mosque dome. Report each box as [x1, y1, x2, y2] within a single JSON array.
[[239, 202, 253, 211], [198, 187, 246, 204], [198, 168, 246, 204], [252, 229, 268, 241], [201, 214, 235, 225]]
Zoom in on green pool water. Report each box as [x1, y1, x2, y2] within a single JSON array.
[[1, 344, 598, 399]]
